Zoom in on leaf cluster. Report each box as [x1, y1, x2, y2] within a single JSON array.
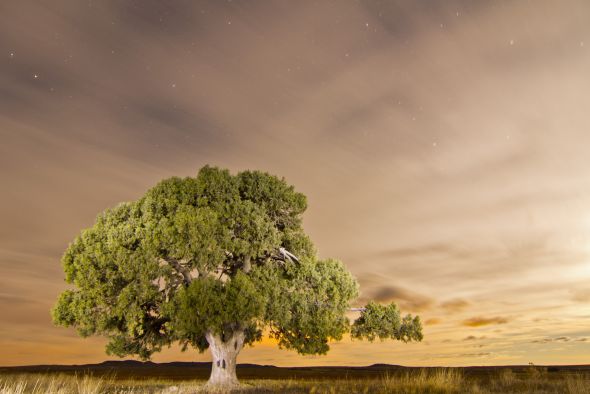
[[351, 301, 423, 343], [251, 257, 358, 355], [164, 271, 265, 351]]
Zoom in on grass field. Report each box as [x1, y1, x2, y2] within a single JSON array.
[[1, 364, 589, 393]]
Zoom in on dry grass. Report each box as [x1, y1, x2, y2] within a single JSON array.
[[0, 367, 589, 393]]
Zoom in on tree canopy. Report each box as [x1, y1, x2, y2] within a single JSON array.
[[53, 165, 423, 386]]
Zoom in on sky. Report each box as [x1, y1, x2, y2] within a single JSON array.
[[1, 0, 589, 367]]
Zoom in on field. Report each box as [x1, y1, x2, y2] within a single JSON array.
[[1, 362, 589, 393]]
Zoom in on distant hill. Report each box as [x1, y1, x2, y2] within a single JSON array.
[[1, 361, 589, 381], [0, 361, 409, 381]]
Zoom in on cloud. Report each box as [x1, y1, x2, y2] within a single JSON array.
[[440, 299, 471, 313], [571, 289, 590, 303], [370, 285, 434, 312], [457, 352, 491, 358], [0, 293, 38, 306], [371, 239, 589, 290], [531, 337, 587, 344], [463, 335, 486, 341], [429, 351, 493, 359], [424, 318, 441, 326], [462, 316, 510, 327]]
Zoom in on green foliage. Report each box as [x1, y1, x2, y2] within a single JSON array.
[[165, 272, 265, 350], [237, 170, 307, 231], [252, 257, 358, 355], [351, 301, 423, 342], [52, 165, 422, 361]]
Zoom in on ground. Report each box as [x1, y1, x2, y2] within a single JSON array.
[[1, 362, 589, 393]]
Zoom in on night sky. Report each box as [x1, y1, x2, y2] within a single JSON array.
[[1, 1, 590, 366]]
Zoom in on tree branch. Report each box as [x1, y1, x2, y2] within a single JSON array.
[[279, 247, 299, 262], [161, 258, 193, 285]]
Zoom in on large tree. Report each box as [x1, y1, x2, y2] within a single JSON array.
[[52, 166, 423, 387]]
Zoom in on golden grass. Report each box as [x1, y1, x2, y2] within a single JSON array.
[[0, 367, 589, 393]]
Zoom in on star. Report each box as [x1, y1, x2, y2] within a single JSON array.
[[171, 83, 176, 88], [509, 39, 515, 45], [33, 74, 39, 79], [9, 52, 14, 58]]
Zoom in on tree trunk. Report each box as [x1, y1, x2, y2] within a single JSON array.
[[205, 329, 245, 388], [243, 254, 251, 273]]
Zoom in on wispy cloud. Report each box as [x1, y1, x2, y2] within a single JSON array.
[[571, 289, 590, 303], [441, 299, 470, 314], [463, 335, 487, 341], [531, 337, 587, 344], [370, 285, 434, 312], [462, 317, 510, 327]]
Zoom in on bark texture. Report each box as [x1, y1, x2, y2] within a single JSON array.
[[205, 329, 245, 388]]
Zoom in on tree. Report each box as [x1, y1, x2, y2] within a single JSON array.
[[52, 166, 423, 388]]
